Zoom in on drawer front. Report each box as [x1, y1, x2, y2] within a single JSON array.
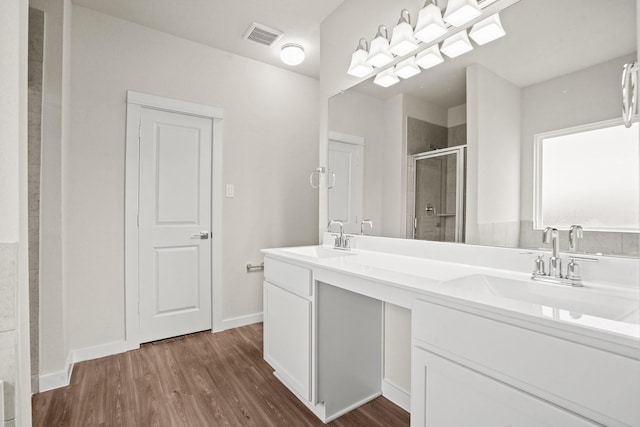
[[264, 257, 312, 297], [413, 298, 640, 426], [411, 347, 598, 427]]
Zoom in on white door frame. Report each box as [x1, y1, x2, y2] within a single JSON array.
[[124, 91, 224, 350]]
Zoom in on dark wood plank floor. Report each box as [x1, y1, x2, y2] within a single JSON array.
[[32, 323, 410, 426]]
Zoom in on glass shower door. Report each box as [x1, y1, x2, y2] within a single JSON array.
[[412, 147, 465, 242]]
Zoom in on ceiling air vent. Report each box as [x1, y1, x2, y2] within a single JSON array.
[[243, 22, 283, 47]]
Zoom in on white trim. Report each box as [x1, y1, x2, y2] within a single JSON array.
[[127, 91, 224, 119], [325, 391, 382, 423], [381, 379, 411, 412], [214, 312, 264, 333], [71, 340, 133, 365], [39, 351, 73, 392], [328, 131, 365, 146], [125, 91, 224, 348]]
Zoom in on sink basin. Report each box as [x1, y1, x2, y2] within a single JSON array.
[[443, 274, 640, 324], [280, 245, 356, 259]]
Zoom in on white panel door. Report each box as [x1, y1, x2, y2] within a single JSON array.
[[328, 140, 363, 234], [139, 108, 213, 343]]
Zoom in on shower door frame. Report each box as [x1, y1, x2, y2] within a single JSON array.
[[409, 145, 466, 242]]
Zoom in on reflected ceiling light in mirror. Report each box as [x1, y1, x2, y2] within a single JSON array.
[[414, 1, 447, 43], [389, 9, 420, 56], [366, 25, 394, 67], [347, 38, 374, 77], [394, 56, 421, 79], [469, 13, 506, 45], [280, 43, 305, 65], [373, 68, 400, 87], [440, 30, 473, 58], [415, 44, 444, 69], [443, 0, 481, 27]]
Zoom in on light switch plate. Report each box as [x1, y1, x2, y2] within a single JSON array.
[[225, 184, 234, 198]]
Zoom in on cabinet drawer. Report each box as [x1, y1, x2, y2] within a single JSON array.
[[264, 257, 312, 297], [413, 298, 640, 426], [411, 346, 597, 427]]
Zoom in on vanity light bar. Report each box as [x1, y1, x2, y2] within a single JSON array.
[[348, 0, 509, 82]]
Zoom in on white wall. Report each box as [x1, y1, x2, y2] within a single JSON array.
[[466, 64, 521, 247], [0, 0, 32, 424], [404, 94, 448, 128], [29, 0, 71, 384], [329, 90, 385, 233], [58, 5, 319, 355], [520, 54, 633, 221], [381, 94, 405, 239]]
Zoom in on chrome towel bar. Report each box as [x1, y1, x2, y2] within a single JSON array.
[[246, 261, 264, 272]]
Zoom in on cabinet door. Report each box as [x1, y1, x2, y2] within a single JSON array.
[[411, 347, 598, 427], [263, 281, 312, 401]]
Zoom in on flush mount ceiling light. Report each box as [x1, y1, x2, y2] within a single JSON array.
[[469, 13, 506, 45], [443, 0, 481, 27], [280, 43, 305, 66], [394, 56, 421, 79], [347, 38, 374, 78], [366, 25, 394, 68], [389, 9, 420, 56], [440, 30, 473, 58], [415, 44, 444, 69], [373, 68, 400, 87], [414, 1, 447, 43]]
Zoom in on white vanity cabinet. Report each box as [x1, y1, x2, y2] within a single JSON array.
[[411, 299, 640, 427], [263, 257, 313, 401]]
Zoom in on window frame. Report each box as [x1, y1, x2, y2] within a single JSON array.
[[533, 117, 639, 232]]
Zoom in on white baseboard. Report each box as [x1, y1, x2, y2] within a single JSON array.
[[214, 312, 263, 332], [71, 340, 133, 365], [382, 379, 411, 412], [39, 351, 74, 392], [39, 340, 134, 392]]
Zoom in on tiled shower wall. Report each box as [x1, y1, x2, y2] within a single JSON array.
[[0, 243, 17, 427], [28, 7, 44, 393]]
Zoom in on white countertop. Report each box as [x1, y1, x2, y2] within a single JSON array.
[[262, 242, 640, 358]]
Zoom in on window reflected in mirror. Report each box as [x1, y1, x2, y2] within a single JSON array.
[[535, 120, 639, 232]]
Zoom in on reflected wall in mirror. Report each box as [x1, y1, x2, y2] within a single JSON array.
[[327, 0, 639, 257]]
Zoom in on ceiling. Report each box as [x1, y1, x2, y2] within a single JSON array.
[[71, 0, 345, 79]]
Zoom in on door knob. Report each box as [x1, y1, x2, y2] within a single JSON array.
[[191, 231, 210, 240]]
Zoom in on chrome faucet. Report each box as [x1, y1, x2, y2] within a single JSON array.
[[569, 224, 583, 252], [360, 219, 373, 235], [532, 225, 594, 287], [543, 227, 562, 278], [328, 220, 350, 251]]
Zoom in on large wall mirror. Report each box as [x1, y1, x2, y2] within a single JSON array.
[[327, 0, 639, 257]]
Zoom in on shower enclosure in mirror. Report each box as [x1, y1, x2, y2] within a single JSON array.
[[410, 146, 465, 242]]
